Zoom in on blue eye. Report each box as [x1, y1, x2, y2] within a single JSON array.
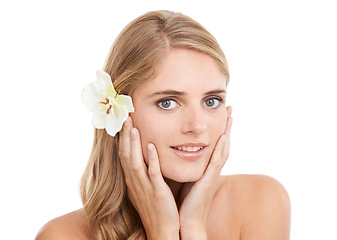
[[204, 97, 222, 108], [157, 99, 179, 110]]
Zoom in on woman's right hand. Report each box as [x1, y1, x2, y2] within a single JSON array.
[[119, 117, 180, 240]]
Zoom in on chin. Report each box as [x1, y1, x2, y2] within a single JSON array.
[[162, 167, 205, 183], [157, 150, 211, 183], [175, 175, 202, 183]]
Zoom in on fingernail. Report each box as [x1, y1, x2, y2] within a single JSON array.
[[148, 143, 154, 153], [221, 135, 226, 144], [131, 128, 137, 139], [124, 117, 130, 126], [229, 106, 232, 116]]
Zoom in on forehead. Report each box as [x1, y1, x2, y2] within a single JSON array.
[[133, 48, 227, 97]]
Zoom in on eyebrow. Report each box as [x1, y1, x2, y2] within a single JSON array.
[[148, 89, 226, 98], [205, 89, 227, 95]]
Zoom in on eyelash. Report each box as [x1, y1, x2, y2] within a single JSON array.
[[203, 97, 224, 108], [156, 98, 180, 110], [156, 97, 224, 110]]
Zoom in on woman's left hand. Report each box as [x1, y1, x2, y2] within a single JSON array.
[[178, 106, 233, 239]]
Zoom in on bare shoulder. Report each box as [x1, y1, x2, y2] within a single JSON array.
[[217, 174, 291, 240], [223, 174, 290, 202], [35, 209, 92, 240]]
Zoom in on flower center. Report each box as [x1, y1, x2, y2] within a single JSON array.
[[100, 98, 113, 114]]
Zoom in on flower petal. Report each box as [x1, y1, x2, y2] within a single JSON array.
[[105, 106, 129, 136], [96, 70, 116, 97], [115, 95, 135, 112], [81, 81, 104, 112], [92, 111, 107, 129]]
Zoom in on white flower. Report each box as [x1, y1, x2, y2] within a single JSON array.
[[81, 70, 134, 136]]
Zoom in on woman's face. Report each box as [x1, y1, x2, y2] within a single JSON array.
[[130, 48, 228, 183]]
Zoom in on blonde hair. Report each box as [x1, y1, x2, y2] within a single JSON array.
[[80, 10, 229, 240]]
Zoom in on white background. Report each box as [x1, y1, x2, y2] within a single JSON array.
[[1, 0, 336, 239]]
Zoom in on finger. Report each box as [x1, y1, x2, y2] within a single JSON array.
[[201, 107, 233, 178], [200, 134, 227, 185], [118, 117, 132, 169], [130, 127, 150, 181], [222, 113, 233, 160], [227, 105, 233, 118], [147, 143, 165, 189], [224, 106, 233, 137]]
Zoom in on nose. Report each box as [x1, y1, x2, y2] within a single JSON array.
[[181, 106, 207, 135]]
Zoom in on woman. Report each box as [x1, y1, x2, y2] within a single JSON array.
[[36, 10, 290, 240]]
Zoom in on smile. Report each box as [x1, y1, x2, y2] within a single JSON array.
[[172, 146, 204, 152], [170, 143, 207, 160]]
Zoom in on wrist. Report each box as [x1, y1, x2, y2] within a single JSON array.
[[147, 235, 179, 240], [180, 227, 207, 240], [146, 229, 180, 240]]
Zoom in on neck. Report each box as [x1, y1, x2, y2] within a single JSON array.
[[164, 177, 194, 209]]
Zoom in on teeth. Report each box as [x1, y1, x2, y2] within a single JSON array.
[[176, 146, 203, 152]]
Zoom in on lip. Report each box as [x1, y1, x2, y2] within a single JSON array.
[[172, 142, 207, 148], [170, 142, 207, 161]]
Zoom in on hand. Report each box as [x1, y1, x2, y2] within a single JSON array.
[[119, 117, 180, 240], [178, 106, 233, 239]]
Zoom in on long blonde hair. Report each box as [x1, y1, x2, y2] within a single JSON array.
[[80, 10, 229, 240]]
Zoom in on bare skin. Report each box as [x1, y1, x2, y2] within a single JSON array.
[[35, 175, 290, 240]]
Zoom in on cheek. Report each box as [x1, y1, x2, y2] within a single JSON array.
[[220, 116, 227, 133], [208, 112, 227, 144], [131, 111, 170, 163], [212, 110, 227, 132], [132, 111, 165, 140]]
